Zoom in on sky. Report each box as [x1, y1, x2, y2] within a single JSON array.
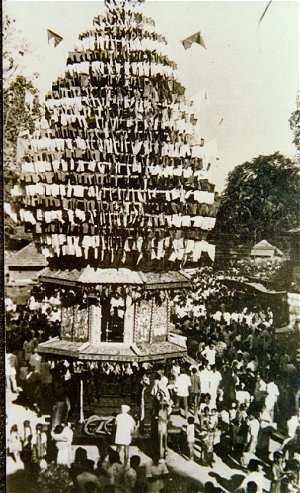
[[4, 0, 300, 190]]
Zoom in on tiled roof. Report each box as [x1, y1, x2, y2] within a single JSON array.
[[139, 271, 191, 289], [38, 339, 187, 362], [38, 267, 191, 288], [38, 267, 82, 285], [252, 240, 274, 250], [6, 242, 48, 268]]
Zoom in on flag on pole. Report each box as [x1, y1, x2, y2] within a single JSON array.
[[259, 0, 272, 24], [47, 29, 63, 47], [181, 31, 206, 50]]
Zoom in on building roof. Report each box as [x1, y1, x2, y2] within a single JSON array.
[[138, 271, 191, 290], [221, 278, 286, 295], [40, 268, 82, 285], [246, 282, 276, 293], [38, 267, 191, 289], [251, 240, 284, 257], [38, 338, 187, 362], [252, 240, 275, 250], [6, 242, 48, 268]]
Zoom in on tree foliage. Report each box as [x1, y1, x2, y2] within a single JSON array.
[[4, 75, 41, 200], [3, 15, 30, 88], [289, 94, 300, 153], [3, 15, 41, 242], [214, 153, 300, 248]]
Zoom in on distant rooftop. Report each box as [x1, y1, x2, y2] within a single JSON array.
[[5, 242, 48, 268], [251, 240, 284, 257], [252, 240, 275, 250]]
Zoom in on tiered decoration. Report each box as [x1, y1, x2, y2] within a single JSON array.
[[13, 3, 218, 272]]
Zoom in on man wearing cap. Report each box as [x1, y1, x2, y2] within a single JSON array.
[[115, 404, 136, 465]]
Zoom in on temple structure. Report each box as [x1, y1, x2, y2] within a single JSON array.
[[12, 1, 218, 421], [37, 267, 190, 361]]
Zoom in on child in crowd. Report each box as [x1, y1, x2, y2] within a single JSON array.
[[7, 424, 22, 463], [186, 416, 195, 461]]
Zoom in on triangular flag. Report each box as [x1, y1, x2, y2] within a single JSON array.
[[181, 31, 206, 50], [47, 29, 63, 47], [193, 31, 207, 49], [182, 38, 193, 50]]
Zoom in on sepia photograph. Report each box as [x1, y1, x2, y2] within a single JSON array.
[[3, 0, 300, 492]]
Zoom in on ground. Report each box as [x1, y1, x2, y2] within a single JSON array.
[[6, 387, 280, 493]]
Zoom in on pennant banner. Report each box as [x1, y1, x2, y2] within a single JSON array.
[[181, 31, 206, 50], [47, 29, 63, 47]]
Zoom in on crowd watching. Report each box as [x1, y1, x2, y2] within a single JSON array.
[[5, 267, 300, 492]]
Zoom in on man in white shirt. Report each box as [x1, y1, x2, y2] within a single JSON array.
[[280, 408, 300, 453], [287, 410, 300, 438], [209, 366, 222, 408], [236, 384, 251, 408], [248, 413, 260, 453], [265, 379, 280, 420], [201, 343, 216, 366], [63, 422, 74, 467], [247, 357, 258, 373], [199, 363, 211, 396], [115, 405, 136, 465], [176, 368, 191, 418]]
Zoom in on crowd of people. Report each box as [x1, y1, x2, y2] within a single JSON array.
[[5, 267, 300, 493], [149, 268, 300, 490], [171, 268, 299, 430], [6, 290, 61, 355], [7, 408, 172, 493], [151, 358, 300, 468]]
